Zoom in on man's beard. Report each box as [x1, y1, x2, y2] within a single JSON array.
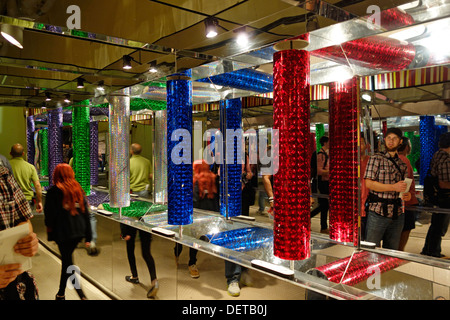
[[385, 145, 398, 152]]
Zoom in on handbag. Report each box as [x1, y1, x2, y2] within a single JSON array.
[[0, 271, 39, 300]]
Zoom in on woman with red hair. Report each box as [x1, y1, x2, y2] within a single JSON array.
[[44, 163, 92, 300], [193, 159, 219, 211], [174, 160, 219, 278]]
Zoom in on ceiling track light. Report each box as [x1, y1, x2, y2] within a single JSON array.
[[64, 94, 71, 103], [148, 61, 157, 73], [205, 16, 219, 38], [0, 24, 24, 49], [204, 16, 229, 38], [45, 91, 52, 101], [122, 55, 142, 70], [123, 55, 132, 69], [77, 77, 86, 88], [97, 80, 104, 89]]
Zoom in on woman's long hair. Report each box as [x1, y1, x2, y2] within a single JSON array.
[[193, 160, 217, 199], [52, 163, 86, 215]]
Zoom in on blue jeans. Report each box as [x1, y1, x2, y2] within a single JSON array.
[[258, 190, 267, 211], [90, 212, 97, 243], [421, 197, 450, 257], [134, 189, 150, 198], [225, 261, 247, 285], [365, 211, 405, 250]]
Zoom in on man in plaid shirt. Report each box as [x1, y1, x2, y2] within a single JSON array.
[[0, 157, 39, 297], [421, 132, 450, 258], [364, 128, 411, 250]]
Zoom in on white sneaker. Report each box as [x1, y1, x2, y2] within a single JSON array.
[[227, 281, 240, 297]]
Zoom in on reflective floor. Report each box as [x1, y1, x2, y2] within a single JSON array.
[[28, 199, 449, 300]]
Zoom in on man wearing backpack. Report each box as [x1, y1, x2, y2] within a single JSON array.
[[311, 136, 330, 233], [364, 128, 411, 250], [421, 132, 450, 258]]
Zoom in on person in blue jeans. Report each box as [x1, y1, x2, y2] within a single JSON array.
[[364, 128, 411, 250], [421, 132, 450, 258]]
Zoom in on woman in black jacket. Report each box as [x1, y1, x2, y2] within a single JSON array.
[[44, 163, 91, 300]]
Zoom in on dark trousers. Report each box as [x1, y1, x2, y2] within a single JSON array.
[[421, 197, 450, 257], [174, 243, 198, 266], [311, 180, 329, 230], [125, 229, 157, 281], [56, 238, 85, 298]]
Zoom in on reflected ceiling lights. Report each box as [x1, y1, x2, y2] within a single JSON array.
[[235, 27, 249, 46], [1, 24, 23, 49]]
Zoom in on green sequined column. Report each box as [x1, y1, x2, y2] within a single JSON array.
[[405, 131, 420, 173], [39, 128, 49, 177], [73, 106, 91, 195], [315, 123, 325, 152]]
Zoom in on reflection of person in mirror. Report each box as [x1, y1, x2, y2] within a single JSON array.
[[364, 128, 411, 250], [0, 158, 39, 300], [397, 136, 419, 251], [421, 132, 450, 258]]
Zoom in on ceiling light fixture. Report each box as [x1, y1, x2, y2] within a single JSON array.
[[149, 61, 157, 73], [205, 17, 219, 38], [0, 24, 24, 49], [64, 94, 71, 103], [45, 91, 52, 101], [77, 77, 85, 88], [122, 55, 142, 70], [123, 55, 133, 69], [235, 27, 249, 46], [361, 93, 372, 102]]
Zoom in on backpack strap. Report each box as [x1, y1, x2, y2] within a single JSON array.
[[384, 154, 405, 181]]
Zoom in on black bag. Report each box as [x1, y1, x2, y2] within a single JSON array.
[[0, 272, 39, 300], [423, 168, 440, 207]]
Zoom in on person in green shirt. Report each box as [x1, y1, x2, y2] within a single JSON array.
[[130, 143, 152, 198], [9, 144, 43, 213]]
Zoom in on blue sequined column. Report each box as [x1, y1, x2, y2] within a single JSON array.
[[419, 116, 437, 185], [219, 98, 242, 218], [90, 121, 99, 186], [167, 70, 193, 225], [48, 107, 63, 185], [197, 68, 273, 93], [26, 116, 35, 165]]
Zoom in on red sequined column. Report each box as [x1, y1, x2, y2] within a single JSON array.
[[314, 251, 406, 286], [329, 77, 359, 245], [313, 36, 416, 71], [273, 40, 311, 260]]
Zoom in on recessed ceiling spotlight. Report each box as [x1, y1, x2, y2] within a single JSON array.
[[204, 16, 219, 38], [0, 24, 23, 49]]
